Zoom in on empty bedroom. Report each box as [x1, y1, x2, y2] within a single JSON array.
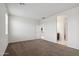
[[0, 3, 79, 56]]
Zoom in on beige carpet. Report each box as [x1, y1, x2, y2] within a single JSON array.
[[4, 39, 79, 56]]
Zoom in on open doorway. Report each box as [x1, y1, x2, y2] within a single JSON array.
[[57, 16, 68, 45]]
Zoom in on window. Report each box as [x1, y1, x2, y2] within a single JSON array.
[[5, 13, 8, 35]]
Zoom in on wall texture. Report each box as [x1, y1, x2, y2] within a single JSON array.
[[40, 16, 57, 43], [0, 4, 8, 56], [9, 15, 39, 43]]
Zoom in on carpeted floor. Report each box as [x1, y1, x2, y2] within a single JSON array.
[[4, 39, 79, 56]]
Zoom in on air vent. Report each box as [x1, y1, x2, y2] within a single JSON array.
[[42, 17, 46, 19], [19, 3, 25, 6]]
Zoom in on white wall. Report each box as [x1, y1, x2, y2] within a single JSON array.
[[9, 15, 39, 43], [40, 7, 79, 49], [40, 16, 57, 43], [36, 24, 41, 39], [67, 16, 79, 49], [0, 4, 8, 56]]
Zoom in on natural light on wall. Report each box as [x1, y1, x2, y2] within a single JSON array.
[[5, 13, 8, 35]]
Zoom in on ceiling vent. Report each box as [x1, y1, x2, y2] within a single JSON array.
[[42, 17, 46, 19], [19, 3, 25, 6]]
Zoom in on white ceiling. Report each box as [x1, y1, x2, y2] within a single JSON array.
[[6, 3, 79, 20]]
